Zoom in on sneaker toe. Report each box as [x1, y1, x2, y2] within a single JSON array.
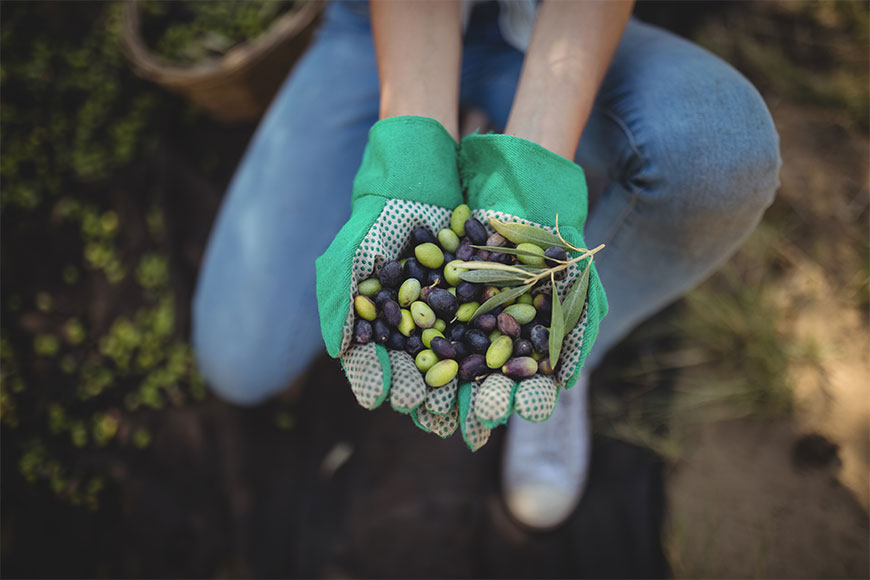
[[505, 481, 579, 530]]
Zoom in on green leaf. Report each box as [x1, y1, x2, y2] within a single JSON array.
[[457, 270, 531, 285], [454, 261, 532, 275], [549, 279, 565, 367], [561, 260, 592, 336], [470, 284, 534, 320], [471, 245, 566, 261], [489, 218, 577, 252]]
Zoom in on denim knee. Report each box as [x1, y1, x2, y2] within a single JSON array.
[[192, 301, 293, 406], [636, 69, 781, 224]]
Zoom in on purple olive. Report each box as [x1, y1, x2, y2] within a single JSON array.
[[354, 320, 373, 344], [502, 357, 538, 379], [459, 354, 488, 381], [497, 313, 521, 338]]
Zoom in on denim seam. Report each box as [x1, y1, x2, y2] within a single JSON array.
[[596, 106, 647, 245]]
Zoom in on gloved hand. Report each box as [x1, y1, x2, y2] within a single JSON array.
[[316, 116, 465, 436], [445, 132, 609, 450]]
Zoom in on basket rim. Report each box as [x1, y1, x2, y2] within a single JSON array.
[[122, 0, 324, 83]]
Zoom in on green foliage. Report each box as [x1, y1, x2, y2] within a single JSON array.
[[142, 1, 295, 65], [0, 3, 160, 211], [1, 3, 217, 511]]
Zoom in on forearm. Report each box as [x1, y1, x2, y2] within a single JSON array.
[[371, 0, 462, 140], [506, 0, 633, 159]]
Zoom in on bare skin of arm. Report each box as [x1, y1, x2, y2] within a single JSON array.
[[506, 1, 634, 159], [370, 0, 462, 140]]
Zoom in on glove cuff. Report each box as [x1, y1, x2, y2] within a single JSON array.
[[352, 116, 463, 209], [459, 133, 588, 226]]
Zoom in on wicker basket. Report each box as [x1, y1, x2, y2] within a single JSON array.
[[122, 0, 324, 123]]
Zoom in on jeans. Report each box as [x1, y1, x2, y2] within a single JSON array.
[[192, 1, 780, 405]]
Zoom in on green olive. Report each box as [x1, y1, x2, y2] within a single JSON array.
[[450, 204, 472, 236], [398, 309, 415, 337], [437, 228, 460, 252], [410, 301, 436, 329], [443, 260, 466, 287], [425, 359, 459, 387], [516, 242, 546, 267], [415, 243, 445, 269], [421, 328, 445, 348], [415, 349, 439, 372], [354, 295, 377, 321], [503, 304, 537, 325], [358, 278, 381, 297], [456, 302, 479, 322], [486, 335, 513, 369], [398, 278, 422, 307]]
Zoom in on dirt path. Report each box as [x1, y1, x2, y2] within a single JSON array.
[[664, 103, 870, 579]]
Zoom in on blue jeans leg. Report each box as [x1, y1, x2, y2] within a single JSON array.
[[192, 2, 379, 405], [464, 17, 781, 371]]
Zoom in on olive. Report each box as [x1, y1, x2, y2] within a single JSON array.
[[533, 293, 552, 313], [459, 354, 488, 381], [403, 257, 428, 282], [456, 281, 482, 303], [387, 330, 406, 350], [412, 227, 438, 246], [426, 269, 444, 288], [530, 324, 550, 354], [543, 246, 568, 265], [502, 357, 538, 379], [464, 218, 488, 245], [464, 328, 490, 354], [497, 313, 521, 338], [430, 336, 457, 360], [426, 288, 458, 319], [452, 341, 469, 360], [437, 228, 460, 252], [405, 334, 425, 356], [353, 295, 377, 321], [373, 319, 391, 344], [513, 339, 533, 357], [379, 260, 404, 288], [472, 313, 497, 333], [354, 320, 373, 344], [415, 349, 438, 372], [381, 299, 402, 327], [425, 359, 459, 387], [415, 242, 445, 269], [374, 287, 398, 307], [358, 278, 381, 297], [486, 336, 513, 369], [398, 278, 422, 307], [515, 243, 545, 267], [450, 204, 472, 236], [486, 232, 507, 247], [446, 323, 467, 342], [456, 238, 474, 261]]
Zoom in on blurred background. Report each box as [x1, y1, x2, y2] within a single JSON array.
[[1, 1, 867, 578]]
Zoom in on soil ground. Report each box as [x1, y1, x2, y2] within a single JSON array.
[[1, 2, 868, 578]]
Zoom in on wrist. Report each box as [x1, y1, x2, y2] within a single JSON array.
[[380, 95, 459, 142]]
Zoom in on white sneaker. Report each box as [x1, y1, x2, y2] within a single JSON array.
[[502, 371, 591, 531]]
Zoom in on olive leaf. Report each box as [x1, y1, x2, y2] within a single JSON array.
[[513, 265, 549, 274], [561, 259, 592, 336], [549, 275, 565, 367], [454, 261, 532, 275], [457, 270, 531, 285], [489, 218, 579, 252], [471, 245, 566, 262], [470, 283, 534, 320]]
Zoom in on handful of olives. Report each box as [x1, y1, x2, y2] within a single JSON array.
[[351, 204, 602, 388]]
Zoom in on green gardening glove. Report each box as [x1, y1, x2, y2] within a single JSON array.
[[448, 133, 609, 450], [316, 116, 466, 436]]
